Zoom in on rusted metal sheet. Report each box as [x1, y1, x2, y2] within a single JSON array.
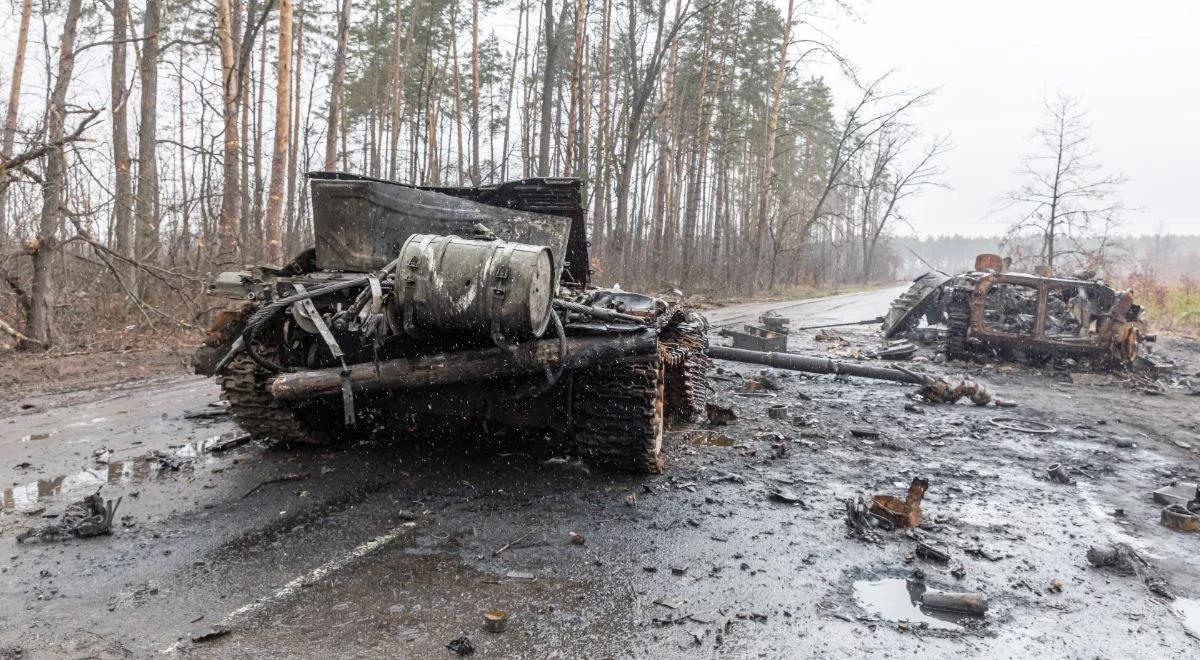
[[870, 477, 928, 528]]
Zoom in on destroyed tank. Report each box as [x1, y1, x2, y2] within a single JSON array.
[[194, 173, 710, 473], [883, 254, 1148, 365]]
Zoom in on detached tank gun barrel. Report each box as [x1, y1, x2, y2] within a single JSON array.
[[270, 331, 658, 400], [706, 345, 927, 385]]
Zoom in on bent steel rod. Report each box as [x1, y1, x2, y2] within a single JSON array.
[[271, 331, 658, 399], [706, 345, 926, 385]]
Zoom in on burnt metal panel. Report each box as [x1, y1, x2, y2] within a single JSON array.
[[960, 272, 1145, 363], [308, 172, 587, 286]]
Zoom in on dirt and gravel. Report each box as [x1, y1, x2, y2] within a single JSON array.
[[3, 286, 1199, 658]]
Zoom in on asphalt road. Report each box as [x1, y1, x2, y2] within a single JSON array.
[[3, 284, 1200, 659]]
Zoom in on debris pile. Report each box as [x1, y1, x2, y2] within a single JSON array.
[[16, 492, 121, 543]]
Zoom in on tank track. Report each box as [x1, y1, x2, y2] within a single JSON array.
[[220, 341, 344, 445], [661, 311, 711, 422], [943, 286, 973, 360], [571, 355, 666, 474]]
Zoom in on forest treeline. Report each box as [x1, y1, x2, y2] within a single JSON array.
[[2, 0, 942, 350]]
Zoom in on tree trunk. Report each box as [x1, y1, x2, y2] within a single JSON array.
[[175, 50, 190, 265], [0, 0, 32, 245], [469, 0, 481, 184], [590, 0, 610, 254], [562, 0, 586, 176], [109, 0, 133, 277], [499, 0, 525, 182], [23, 0, 84, 348], [751, 0, 794, 291], [264, 0, 293, 265], [537, 0, 556, 176], [285, 0, 305, 253], [324, 0, 352, 170], [135, 0, 161, 286], [216, 0, 242, 267]]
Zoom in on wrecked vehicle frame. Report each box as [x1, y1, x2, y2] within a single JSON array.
[[885, 255, 1148, 367]]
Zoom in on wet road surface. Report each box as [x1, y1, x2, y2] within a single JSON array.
[[3, 286, 1200, 658]]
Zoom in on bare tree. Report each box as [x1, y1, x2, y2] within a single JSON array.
[[136, 0, 162, 283], [0, 0, 34, 243], [216, 0, 242, 267], [324, 0, 352, 170], [1001, 94, 1126, 273], [854, 129, 948, 281], [23, 0, 85, 348], [265, 0, 294, 265], [109, 0, 134, 280]]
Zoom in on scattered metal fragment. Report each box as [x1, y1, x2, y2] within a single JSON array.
[[1161, 504, 1200, 533], [16, 492, 121, 543], [206, 431, 251, 452], [493, 533, 530, 557], [710, 471, 747, 485], [189, 625, 231, 643], [870, 478, 928, 529], [758, 312, 789, 334], [446, 636, 475, 656], [916, 377, 995, 406], [483, 610, 509, 633], [767, 404, 789, 420], [873, 341, 917, 360], [720, 324, 788, 352], [988, 417, 1056, 434], [915, 541, 950, 563], [769, 487, 804, 505], [705, 401, 737, 426], [150, 450, 194, 471], [504, 571, 536, 582], [920, 591, 989, 615], [241, 472, 307, 499], [1153, 482, 1199, 507], [744, 371, 783, 392], [1047, 463, 1075, 484]]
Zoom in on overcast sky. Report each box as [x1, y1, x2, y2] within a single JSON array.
[[815, 0, 1200, 238], [2, 0, 1195, 239]]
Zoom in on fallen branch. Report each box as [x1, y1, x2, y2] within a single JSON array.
[[0, 318, 44, 346]]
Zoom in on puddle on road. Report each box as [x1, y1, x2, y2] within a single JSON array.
[[1174, 598, 1200, 638], [2, 432, 249, 514], [689, 430, 737, 446], [852, 578, 971, 631]]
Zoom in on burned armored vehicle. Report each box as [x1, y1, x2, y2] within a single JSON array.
[[883, 254, 1148, 366], [195, 173, 709, 473]]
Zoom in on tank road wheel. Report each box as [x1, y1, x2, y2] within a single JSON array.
[[661, 311, 712, 422], [220, 341, 348, 446], [571, 355, 667, 474]]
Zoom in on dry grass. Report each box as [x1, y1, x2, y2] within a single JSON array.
[[1125, 273, 1200, 335]]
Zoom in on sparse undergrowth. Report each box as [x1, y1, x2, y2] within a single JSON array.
[[1126, 273, 1200, 335]]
